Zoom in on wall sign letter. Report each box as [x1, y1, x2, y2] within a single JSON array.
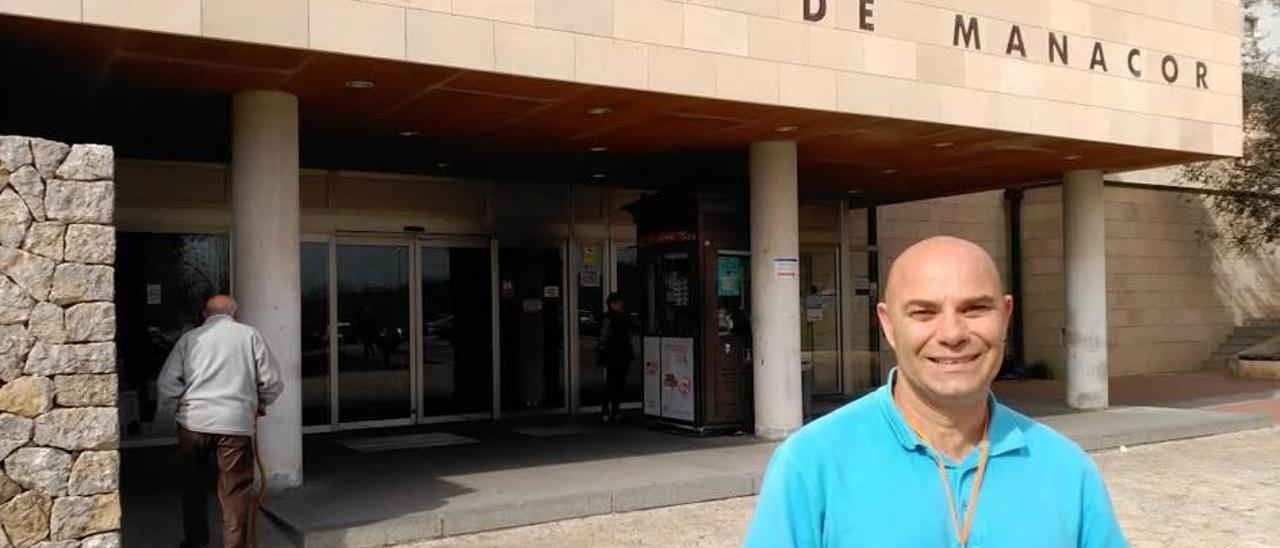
[[804, 0, 826, 22], [953, 15, 981, 50], [1006, 25, 1026, 57], [1049, 33, 1069, 65], [1162, 55, 1179, 83], [860, 0, 875, 31], [1089, 41, 1108, 72]]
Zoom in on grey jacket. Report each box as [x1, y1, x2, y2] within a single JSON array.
[[158, 315, 284, 436]]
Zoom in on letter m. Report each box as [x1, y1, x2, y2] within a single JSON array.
[[954, 15, 981, 50]]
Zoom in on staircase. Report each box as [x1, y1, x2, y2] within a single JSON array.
[[1204, 318, 1280, 370]]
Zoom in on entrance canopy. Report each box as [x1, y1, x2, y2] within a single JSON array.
[[0, 0, 1242, 203]]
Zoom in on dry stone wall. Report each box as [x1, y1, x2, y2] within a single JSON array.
[[0, 136, 118, 548]]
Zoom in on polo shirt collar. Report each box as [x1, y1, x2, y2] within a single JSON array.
[[877, 368, 1027, 458], [203, 314, 234, 325]]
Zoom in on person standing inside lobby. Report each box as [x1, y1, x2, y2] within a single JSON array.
[[599, 292, 635, 422], [744, 236, 1126, 547], [158, 295, 285, 548]]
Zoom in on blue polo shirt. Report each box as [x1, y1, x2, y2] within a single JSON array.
[[745, 371, 1127, 547]]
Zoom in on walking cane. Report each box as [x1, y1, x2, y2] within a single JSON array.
[[249, 411, 268, 547]]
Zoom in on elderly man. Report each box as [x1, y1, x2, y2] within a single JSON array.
[[158, 295, 284, 548], [745, 236, 1126, 547]]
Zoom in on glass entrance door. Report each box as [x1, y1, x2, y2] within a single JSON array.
[[335, 239, 413, 425], [419, 240, 494, 420], [800, 247, 842, 395], [498, 243, 567, 413]]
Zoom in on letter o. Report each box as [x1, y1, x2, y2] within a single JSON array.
[[1161, 55, 1179, 83]]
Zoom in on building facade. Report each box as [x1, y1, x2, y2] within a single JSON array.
[[0, 0, 1256, 487]]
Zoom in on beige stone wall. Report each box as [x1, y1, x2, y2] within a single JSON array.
[[877, 190, 1010, 285], [0, 136, 121, 548], [3, 0, 1242, 156], [1020, 183, 1280, 378]]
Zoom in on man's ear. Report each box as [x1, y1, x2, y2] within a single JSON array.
[[876, 302, 897, 351]]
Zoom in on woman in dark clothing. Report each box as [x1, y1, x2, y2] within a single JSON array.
[[599, 293, 634, 422]]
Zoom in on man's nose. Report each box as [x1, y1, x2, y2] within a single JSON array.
[[936, 309, 969, 347]]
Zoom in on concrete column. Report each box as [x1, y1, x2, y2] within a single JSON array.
[[232, 91, 302, 488], [1063, 169, 1109, 410], [750, 141, 803, 439]]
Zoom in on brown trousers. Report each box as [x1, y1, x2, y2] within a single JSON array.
[[177, 426, 255, 548]]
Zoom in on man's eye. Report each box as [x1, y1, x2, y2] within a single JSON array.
[[909, 310, 935, 319], [963, 306, 990, 316]]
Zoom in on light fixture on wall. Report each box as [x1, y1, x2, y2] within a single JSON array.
[[586, 107, 613, 115], [345, 79, 376, 90], [436, 161, 451, 169], [880, 168, 899, 175], [589, 146, 608, 152], [1063, 155, 1083, 160], [592, 173, 607, 179], [933, 142, 955, 148], [399, 130, 421, 137], [775, 125, 800, 133]]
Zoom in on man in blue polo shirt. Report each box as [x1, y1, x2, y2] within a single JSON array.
[[745, 236, 1126, 547]]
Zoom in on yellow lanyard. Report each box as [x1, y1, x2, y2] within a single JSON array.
[[903, 411, 990, 548]]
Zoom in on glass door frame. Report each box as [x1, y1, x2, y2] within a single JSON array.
[[415, 235, 498, 424], [301, 233, 338, 435], [332, 234, 417, 431], [800, 243, 844, 396], [495, 237, 571, 416]]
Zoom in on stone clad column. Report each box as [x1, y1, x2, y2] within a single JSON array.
[[749, 141, 803, 439], [231, 91, 302, 488], [1063, 170, 1109, 410]]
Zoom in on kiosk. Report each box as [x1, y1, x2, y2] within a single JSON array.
[[625, 193, 753, 434]]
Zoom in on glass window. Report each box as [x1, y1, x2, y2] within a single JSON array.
[[116, 233, 230, 440], [300, 242, 330, 426]]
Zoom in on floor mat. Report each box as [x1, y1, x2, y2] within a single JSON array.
[[337, 432, 479, 453]]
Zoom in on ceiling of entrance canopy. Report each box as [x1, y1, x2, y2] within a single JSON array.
[[0, 14, 1206, 203]]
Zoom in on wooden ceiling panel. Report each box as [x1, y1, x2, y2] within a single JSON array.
[[443, 71, 578, 101], [392, 88, 545, 136], [283, 55, 459, 120]]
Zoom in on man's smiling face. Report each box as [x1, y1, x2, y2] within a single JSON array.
[[877, 237, 1013, 408]]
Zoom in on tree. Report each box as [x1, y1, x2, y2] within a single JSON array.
[[1181, 0, 1280, 252]]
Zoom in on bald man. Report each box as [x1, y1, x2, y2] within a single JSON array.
[[745, 237, 1125, 547], [158, 295, 283, 548]]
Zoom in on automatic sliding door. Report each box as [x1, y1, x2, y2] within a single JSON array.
[[420, 243, 493, 418], [336, 242, 412, 424]]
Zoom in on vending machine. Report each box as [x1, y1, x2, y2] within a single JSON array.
[[625, 192, 752, 434]]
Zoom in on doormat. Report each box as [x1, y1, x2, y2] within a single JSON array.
[[509, 424, 600, 437], [337, 432, 480, 453]]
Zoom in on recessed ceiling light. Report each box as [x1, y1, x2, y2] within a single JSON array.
[[399, 131, 421, 137], [880, 169, 899, 175], [345, 79, 376, 90], [847, 189, 863, 195], [589, 146, 608, 152], [592, 173, 607, 179], [775, 125, 800, 133], [1063, 155, 1083, 160], [586, 107, 612, 115], [933, 142, 955, 148], [436, 162, 451, 168]]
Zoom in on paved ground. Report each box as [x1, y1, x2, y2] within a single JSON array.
[[406, 427, 1280, 548]]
